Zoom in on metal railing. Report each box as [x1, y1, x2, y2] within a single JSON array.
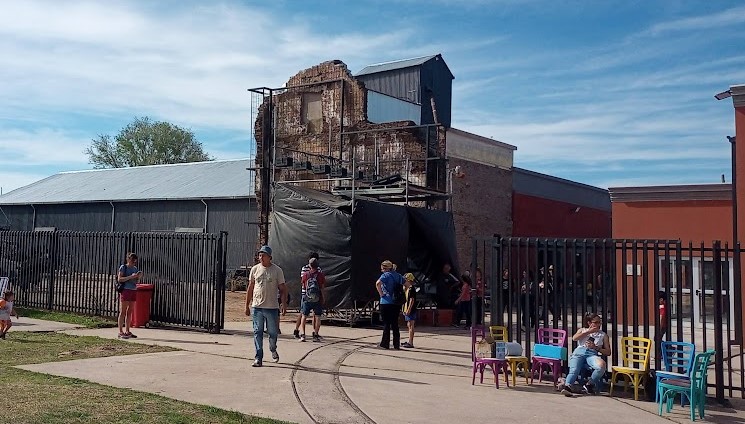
[[0, 230, 227, 332], [472, 237, 743, 401]]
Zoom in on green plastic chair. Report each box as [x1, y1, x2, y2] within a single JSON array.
[[657, 349, 715, 421]]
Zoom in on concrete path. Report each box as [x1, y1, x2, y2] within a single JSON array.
[[16, 320, 745, 424], [8, 316, 81, 332]]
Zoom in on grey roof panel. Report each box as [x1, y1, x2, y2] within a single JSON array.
[[513, 167, 611, 211], [355, 54, 438, 76], [0, 159, 255, 205]]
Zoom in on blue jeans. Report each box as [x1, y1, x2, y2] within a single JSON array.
[[565, 347, 606, 392], [252, 307, 279, 361]]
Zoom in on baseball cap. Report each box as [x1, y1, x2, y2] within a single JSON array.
[[258, 245, 272, 256]]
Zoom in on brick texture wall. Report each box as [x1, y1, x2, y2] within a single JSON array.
[[449, 158, 513, 272]]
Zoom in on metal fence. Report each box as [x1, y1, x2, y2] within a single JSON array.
[[472, 237, 743, 401], [0, 230, 228, 332]]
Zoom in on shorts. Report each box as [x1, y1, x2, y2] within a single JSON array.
[[404, 311, 417, 322], [120, 289, 137, 302], [301, 301, 323, 316]]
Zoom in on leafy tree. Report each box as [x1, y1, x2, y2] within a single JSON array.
[[85, 117, 213, 168]]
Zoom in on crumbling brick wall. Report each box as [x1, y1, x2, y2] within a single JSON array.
[[254, 60, 446, 245]]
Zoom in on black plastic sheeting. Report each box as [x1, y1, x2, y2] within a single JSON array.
[[269, 184, 459, 309]]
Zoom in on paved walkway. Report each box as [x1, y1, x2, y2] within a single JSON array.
[[15, 320, 745, 424], [9, 316, 81, 332]]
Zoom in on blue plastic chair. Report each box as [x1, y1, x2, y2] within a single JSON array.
[[656, 341, 696, 402], [657, 350, 715, 421]]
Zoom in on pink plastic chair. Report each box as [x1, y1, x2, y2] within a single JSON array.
[[530, 328, 568, 387], [471, 328, 510, 389]]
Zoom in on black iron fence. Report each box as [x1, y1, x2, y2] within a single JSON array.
[[472, 237, 743, 401], [0, 230, 228, 332]]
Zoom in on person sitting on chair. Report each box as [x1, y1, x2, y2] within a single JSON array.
[[560, 312, 611, 396]]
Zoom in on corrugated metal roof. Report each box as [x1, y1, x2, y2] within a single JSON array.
[[0, 159, 255, 205], [355, 54, 439, 76]]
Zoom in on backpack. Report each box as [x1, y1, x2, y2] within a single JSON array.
[[304, 271, 321, 303], [392, 274, 406, 306], [115, 264, 126, 293]]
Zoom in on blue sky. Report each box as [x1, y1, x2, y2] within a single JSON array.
[[1, 0, 743, 193]]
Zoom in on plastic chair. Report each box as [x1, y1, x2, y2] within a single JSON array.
[[658, 350, 715, 421], [656, 341, 696, 403], [489, 326, 530, 386], [471, 328, 510, 389], [530, 328, 568, 387], [610, 336, 652, 400]]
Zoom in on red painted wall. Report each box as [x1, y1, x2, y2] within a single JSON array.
[[512, 192, 611, 238], [612, 200, 733, 243]]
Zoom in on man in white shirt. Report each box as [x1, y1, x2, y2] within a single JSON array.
[[245, 245, 287, 367]]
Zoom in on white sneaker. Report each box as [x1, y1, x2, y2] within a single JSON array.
[[271, 351, 280, 363], [252, 359, 262, 367], [300, 334, 306, 342]]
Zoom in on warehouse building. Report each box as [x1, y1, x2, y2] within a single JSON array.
[[0, 159, 257, 271]]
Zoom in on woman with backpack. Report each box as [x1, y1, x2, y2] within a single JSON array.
[[375, 260, 404, 350], [299, 258, 325, 342]]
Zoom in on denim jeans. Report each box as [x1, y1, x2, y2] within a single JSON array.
[[565, 347, 606, 392], [252, 307, 279, 361]]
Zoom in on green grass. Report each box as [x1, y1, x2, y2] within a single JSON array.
[[0, 332, 291, 424], [16, 307, 118, 328]]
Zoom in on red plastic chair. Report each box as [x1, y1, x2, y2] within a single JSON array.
[[530, 328, 568, 387], [471, 328, 510, 389]]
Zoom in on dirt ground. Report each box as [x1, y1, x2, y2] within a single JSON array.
[[224, 291, 301, 323]]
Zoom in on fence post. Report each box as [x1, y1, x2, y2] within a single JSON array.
[[713, 240, 726, 404], [471, 238, 478, 330], [46, 230, 59, 310], [214, 231, 229, 333]]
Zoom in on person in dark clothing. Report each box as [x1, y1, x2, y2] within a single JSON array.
[[520, 270, 537, 330], [376, 260, 404, 349], [436, 263, 459, 308]]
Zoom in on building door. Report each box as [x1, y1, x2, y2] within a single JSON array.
[[694, 258, 734, 324]]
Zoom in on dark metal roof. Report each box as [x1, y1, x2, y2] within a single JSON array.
[[513, 167, 611, 211], [0, 159, 255, 205], [609, 184, 732, 202], [356, 54, 453, 78]]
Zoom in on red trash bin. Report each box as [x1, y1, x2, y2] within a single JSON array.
[[132, 283, 154, 328]]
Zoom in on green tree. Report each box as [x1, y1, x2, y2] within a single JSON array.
[[85, 117, 213, 168]]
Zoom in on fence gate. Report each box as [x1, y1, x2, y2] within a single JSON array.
[[0, 230, 228, 332], [472, 237, 743, 401]]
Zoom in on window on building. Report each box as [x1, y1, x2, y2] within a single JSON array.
[[302, 92, 322, 131]]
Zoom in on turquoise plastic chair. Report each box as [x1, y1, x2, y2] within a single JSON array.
[[656, 341, 696, 403], [657, 350, 715, 421]]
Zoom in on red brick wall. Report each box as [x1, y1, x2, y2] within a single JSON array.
[[513, 193, 611, 238]]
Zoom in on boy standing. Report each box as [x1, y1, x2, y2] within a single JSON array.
[[294, 252, 320, 339], [401, 273, 417, 348], [299, 258, 325, 342]]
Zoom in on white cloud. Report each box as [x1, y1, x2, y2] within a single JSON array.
[[646, 5, 745, 35]]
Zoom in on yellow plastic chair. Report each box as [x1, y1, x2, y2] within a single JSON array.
[[610, 336, 652, 400], [489, 326, 530, 386]]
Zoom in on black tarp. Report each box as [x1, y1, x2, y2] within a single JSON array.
[[269, 183, 458, 309]]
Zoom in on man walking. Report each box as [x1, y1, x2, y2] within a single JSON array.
[[245, 245, 287, 367]]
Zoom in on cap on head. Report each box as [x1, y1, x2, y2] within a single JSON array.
[[258, 245, 272, 257], [381, 260, 394, 270], [309, 257, 319, 269]]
